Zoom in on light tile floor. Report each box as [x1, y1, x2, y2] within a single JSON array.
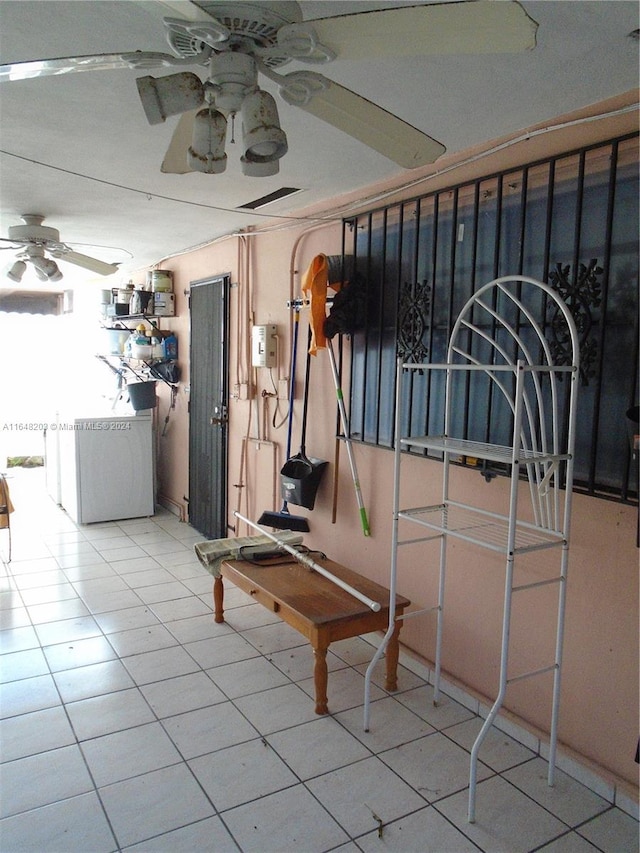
[[1, 468, 638, 853]]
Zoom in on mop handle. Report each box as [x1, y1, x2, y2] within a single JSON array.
[[299, 324, 313, 453], [234, 511, 381, 612], [326, 340, 371, 537], [285, 308, 300, 461]]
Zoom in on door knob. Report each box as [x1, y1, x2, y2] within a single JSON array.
[[210, 405, 228, 426]]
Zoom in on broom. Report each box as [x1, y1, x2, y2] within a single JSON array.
[[320, 261, 371, 537], [258, 309, 310, 532], [326, 338, 370, 536]]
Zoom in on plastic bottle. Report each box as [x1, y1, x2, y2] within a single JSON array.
[[123, 332, 133, 357], [162, 333, 178, 360]]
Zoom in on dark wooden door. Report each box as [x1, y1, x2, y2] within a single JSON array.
[[188, 274, 229, 538]]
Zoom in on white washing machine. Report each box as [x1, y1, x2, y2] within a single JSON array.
[[58, 413, 154, 524]]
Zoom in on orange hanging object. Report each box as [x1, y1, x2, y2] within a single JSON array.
[[301, 254, 329, 356]]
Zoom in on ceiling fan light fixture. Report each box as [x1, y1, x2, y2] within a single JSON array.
[[6, 260, 26, 282], [33, 266, 48, 282], [240, 156, 279, 177], [188, 108, 228, 173], [241, 90, 287, 163], [136, 72, 204, 125], [47, 262, 63, 282], [29, 253, 62, 281]]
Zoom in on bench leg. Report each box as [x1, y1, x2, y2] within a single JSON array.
[[384, 614, 403, 692], [313, 645, 329, 715], [213, 577, 224, 623]]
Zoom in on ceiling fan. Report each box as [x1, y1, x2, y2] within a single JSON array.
[[1, 215, 121, 282], [0, 1, 538, 176]]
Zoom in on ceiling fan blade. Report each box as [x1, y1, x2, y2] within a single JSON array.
[[280, 73, 445, 169], [0, 2, 218, 83], [161, 110, 198, 173], [154, 0, 215, 20], [0, 52, 188, 83], [55, 250, 120, 276], [306, 0, 538, 60]]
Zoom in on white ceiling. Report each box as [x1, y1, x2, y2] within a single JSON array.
[[0, 0, 638, 288]]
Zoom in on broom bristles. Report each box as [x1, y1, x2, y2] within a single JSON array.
[[257, 510, 310, 533]]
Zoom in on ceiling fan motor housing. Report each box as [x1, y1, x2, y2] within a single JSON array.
[[8, 214, 61, 245], [207, 52, 258, 113], [168, 2, 302, 67], [199, 2, 301, 41]]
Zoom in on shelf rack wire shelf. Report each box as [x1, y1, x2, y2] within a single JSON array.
[[364, 275, 580, 823]]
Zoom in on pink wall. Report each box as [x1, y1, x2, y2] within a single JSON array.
[[144, 94, 639, 791]]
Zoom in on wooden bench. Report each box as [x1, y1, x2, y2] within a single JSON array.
[[213, 555, 410, 715]]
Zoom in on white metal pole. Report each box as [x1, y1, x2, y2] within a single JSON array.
[[364, 356, 404, 731], [233, 511, 381, 612], [326, 339, 371, 536], [469, 361, 526, 823]]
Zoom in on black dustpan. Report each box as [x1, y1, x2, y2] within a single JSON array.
[[281, 453, 327, 510]]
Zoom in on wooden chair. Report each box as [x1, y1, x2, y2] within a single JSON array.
[[0, 472, 12, 563]]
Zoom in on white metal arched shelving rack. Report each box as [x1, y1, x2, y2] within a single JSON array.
[[364, 275, 580, 823]]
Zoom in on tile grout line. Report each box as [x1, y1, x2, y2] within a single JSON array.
[[1, 482, 637, 852]]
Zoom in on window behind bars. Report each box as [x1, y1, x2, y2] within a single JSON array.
[[344, 134, 639, 504]]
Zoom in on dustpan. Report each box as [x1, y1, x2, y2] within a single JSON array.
[[281, 454, 327, 510]]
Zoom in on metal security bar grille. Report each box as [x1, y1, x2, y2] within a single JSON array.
[[344, 133, 639, 503]]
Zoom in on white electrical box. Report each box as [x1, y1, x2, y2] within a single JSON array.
[[251, 324, 277, 368]]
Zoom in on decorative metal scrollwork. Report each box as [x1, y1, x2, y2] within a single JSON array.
[[397, 278, 431, 363], [548, 258, 602, 385]]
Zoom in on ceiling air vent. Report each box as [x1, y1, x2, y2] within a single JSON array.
[[238, 187, 302, 210]]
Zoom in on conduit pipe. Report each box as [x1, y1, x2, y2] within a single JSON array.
[[287, 223, 337, 359]]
